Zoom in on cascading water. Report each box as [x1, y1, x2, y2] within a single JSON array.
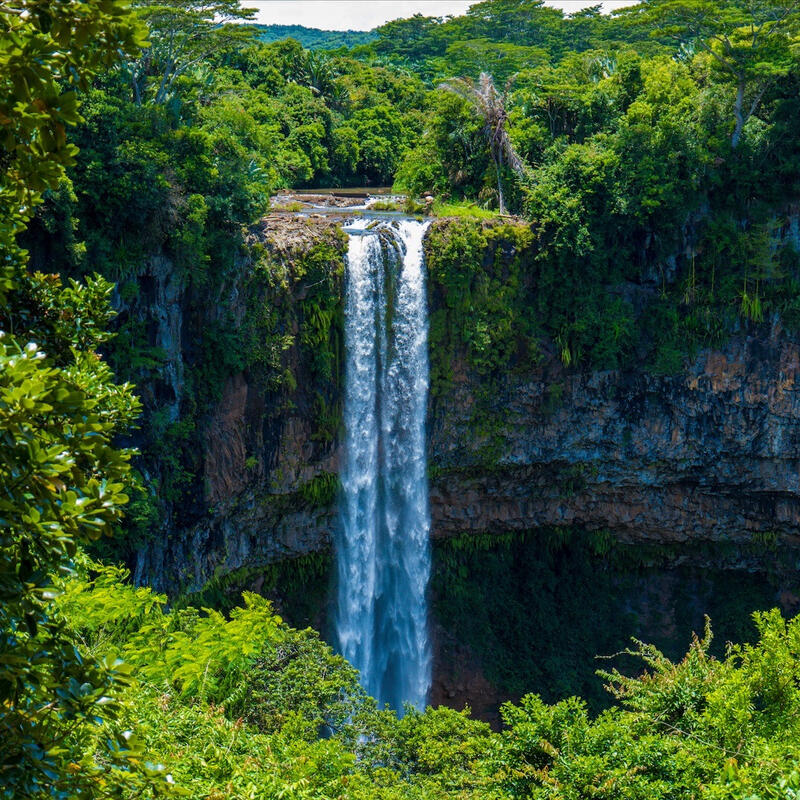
[[336, 218, 432, 712]]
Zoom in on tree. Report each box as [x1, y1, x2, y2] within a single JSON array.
[[291, 49, 343, 105], [349, 105, 408, 184], [628, 0, 800, 148], [125, 0, 257, 105], [440, 72, 526, 213], [374, 14, 445, 65], [436, 39, 548, 84], [0, 2, 151, 796], [0, 0, 146, 242], [0, 284, 144, 798], [462, 0, 567, 50]]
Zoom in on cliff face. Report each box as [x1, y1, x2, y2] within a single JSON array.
[[431, 330, 800, 547], [133, 216, 345, 590], [134, 215, 800, 593]]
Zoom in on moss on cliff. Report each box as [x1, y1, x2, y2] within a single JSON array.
[[244, 222, 345, 405], [425, 217, 638, 396], [425, 213, 800, 401], [426, 220, 536, 398]]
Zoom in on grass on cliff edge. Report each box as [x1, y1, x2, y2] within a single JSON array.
[[431, 200, 503, 220]]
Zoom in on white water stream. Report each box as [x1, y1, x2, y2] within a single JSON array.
[[336, 219, 432, 711]]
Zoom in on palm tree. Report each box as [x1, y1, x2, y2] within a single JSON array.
[[292, 50, 348, 110], [439, 72, 524, 214]]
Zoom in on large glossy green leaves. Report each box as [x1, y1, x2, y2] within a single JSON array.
[[0, 2, 151, 796], [0, 1, 147, 229]]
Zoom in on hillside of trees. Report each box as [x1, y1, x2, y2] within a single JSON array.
[[254, 23, 377, 49]]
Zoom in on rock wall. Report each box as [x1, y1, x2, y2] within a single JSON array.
[[135, 215, 800, 594], [134, 216, 345, 591], [431, 329, 800, 547]]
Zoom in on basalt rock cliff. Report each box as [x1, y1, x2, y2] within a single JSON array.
[[133, 215, 800, 595], [431, 331, 800, 549]]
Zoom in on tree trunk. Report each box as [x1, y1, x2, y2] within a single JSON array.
[[154, 59, 175, 105], [495, 147, 506, 214], [731, 79, 745, 149]]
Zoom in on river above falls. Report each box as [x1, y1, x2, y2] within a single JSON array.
[[269, 190, 424, 220]]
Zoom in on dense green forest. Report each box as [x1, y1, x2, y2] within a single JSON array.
[[254, 24, 377, 50], [4, 0, 800, 797]]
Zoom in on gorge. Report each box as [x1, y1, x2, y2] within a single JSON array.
[[124, 210, 800, 715]]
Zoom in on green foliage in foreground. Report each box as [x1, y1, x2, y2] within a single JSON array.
[[47, 559, 800, 799], [0, 2, 149, 796], [0, 287, 142, 797]]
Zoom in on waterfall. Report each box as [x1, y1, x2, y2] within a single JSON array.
[[336, 218, 432, 712]]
